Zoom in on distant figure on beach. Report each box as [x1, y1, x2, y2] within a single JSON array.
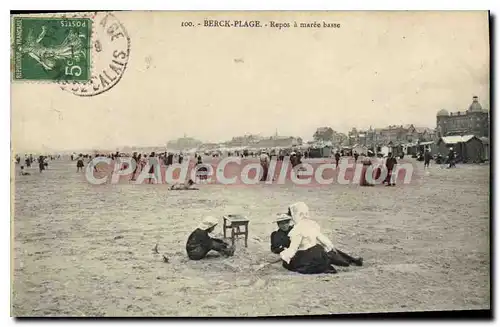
[[436, 153, 444, 165], [290, 151, 303, 168], [132, 154, 143, 181], [424, 149, 432, 168], [76, 154, 84, 172], [25, 156, 31, 168], [447, 148, 456, 168], [278, 202, 362, 274], [290, 152, 297, 166], [195, 156, 208, 181], [360, 158, 374, 186], [384, 152, 397, 186], [260, 151, 270, 182], [271, 214, 294, 254], [147, 152, 156, 184], [131, 152, 138, 180], [186, 216, 235, 260], [178, 152, 184, 164], [278, 149, 284, 162], [20, 166, 30, 176], [334, 151, 341, 168], [140, 154, 147, 173], [353, 151, 359, 163], [92, 156, 99, 172], [167, 152, 174, 166], [170, 179, 198, 190], [38, 156, 45, 173]]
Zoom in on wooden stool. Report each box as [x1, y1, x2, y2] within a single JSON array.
[[223, 214, 249, 248]]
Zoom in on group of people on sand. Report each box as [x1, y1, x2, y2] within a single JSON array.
[[423, 147, 457, 169], [360, 152, 398, 187], [185, 202, 363, 275], [18, 155, 49, 175]]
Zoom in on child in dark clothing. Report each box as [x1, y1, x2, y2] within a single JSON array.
[[186, 216, 235, 260], [270, 214, 293, 254]]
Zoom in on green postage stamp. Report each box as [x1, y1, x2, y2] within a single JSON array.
[[12, 17, 92, 81]]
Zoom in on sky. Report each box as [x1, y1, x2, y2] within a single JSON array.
[[11, 11, 490, 152]]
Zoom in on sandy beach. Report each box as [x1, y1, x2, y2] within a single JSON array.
[[11, 158, 490, 317]]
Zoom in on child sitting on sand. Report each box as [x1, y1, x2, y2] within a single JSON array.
[[20, 166, 30, 176], [186, 216, 235, 260], [270, 214, 294, 254]]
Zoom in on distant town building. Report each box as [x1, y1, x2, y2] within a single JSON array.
[[348, 124, 435, 147], [254, 136, 302, 148], [167, 136, 203, 150], [332, 131, 348, 146], [224, 134, 264, 147], [224, 133, 302, 148], [198, 143, 220, 151], [436, 96, 489, 138], [313, 127, 348, 146]]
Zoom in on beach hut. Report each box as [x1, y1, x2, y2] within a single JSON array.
[[404, 142, 417, 156], [391, 143, 404, 157], [320, 141, 333, 157], [306, 141, 333, 158], [340, 146, 352, 157], [308, 147, 321, 158], [437, 135, 484, 163], [480, 137, 489, 161], [419, 141, 436, 154], [352, 144, 368, 156]]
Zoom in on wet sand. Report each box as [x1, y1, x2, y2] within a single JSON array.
[[11, 159, 490, 316]]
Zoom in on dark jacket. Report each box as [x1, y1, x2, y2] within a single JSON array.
[[132, 155, 138, 170], [270, 227, 292, 254], [167, 154, 174, 165], [186, 228, 213, 260], [385, 157, 397, 170], [186, 228, 227, 260], [424, 152, 432, 161]]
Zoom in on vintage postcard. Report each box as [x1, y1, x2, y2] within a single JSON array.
[[10, 11, 490, 317]]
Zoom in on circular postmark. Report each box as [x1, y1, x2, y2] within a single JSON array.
[[59, 12, 130, 97]]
